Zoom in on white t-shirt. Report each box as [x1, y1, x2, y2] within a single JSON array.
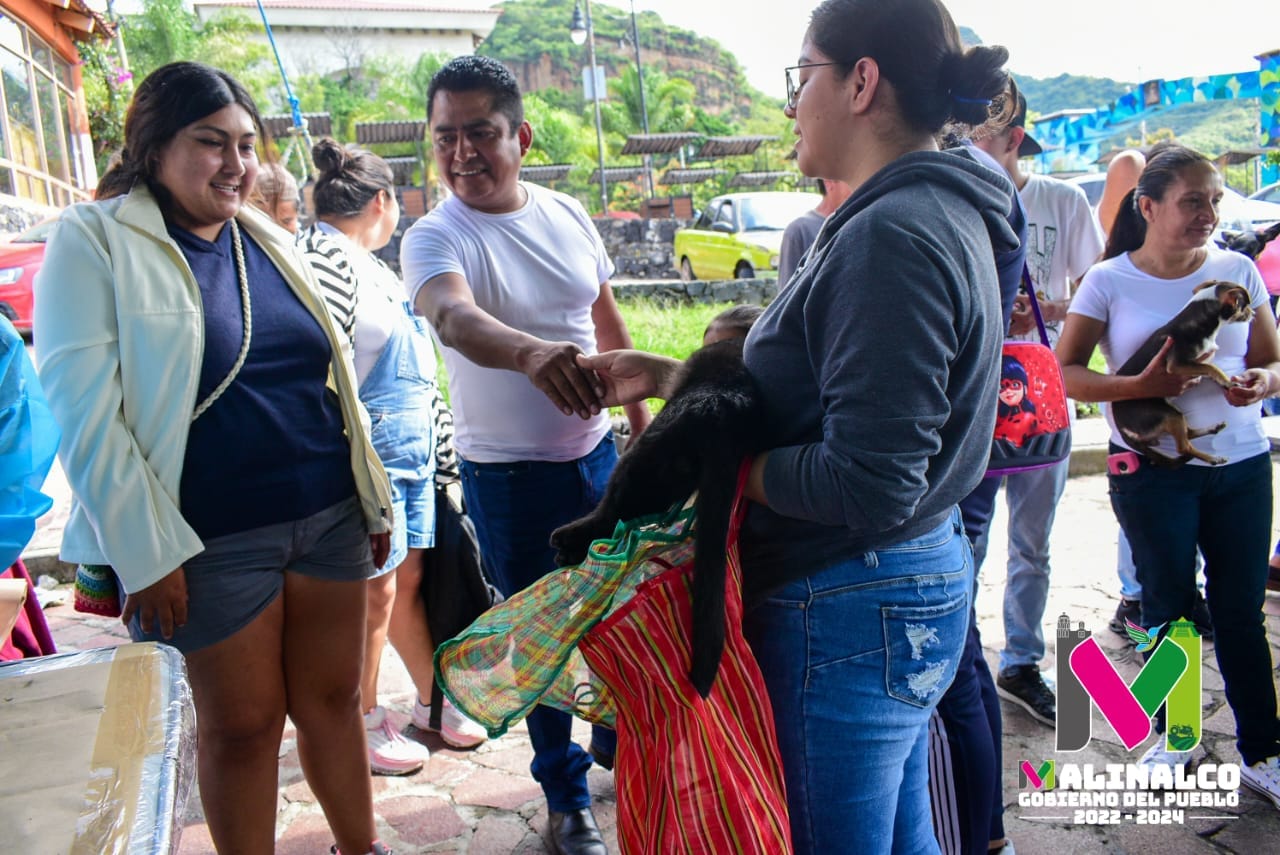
[[1015, 173, 1104, 346], [1070, 248, 1269, 464], [312, 221, 408, 385], [400, 182, 613, 463]]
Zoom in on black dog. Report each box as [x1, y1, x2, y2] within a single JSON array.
[[1111, 280, 1253, 466], [550, 338, 769, 697], [1215, 221, 1280, 261]]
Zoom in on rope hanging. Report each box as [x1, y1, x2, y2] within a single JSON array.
[[253, 0, 314, 184]]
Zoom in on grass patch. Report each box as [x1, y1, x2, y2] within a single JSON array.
[[612, 297, 751, 417], [616, 297, 744, 360], [1074, 347, 1108, 418]]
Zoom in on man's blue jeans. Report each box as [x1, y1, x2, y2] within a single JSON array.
[[459, 434, 618, 812], [1109, 449, 1280, 766], [1116, 527, 1143, 599], [971, 460, 1069, 672], [744, 509, 973, 855]]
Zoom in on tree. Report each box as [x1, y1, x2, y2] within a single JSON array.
[[79, 0, 276, 168], [603, 64, 697, 136], [524, 93, 590, 165]]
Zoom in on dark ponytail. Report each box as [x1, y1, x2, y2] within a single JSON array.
[[1103, 189, 1144, 259], [807, 0, 1009, 134], [1103, 144, 1213, 259]]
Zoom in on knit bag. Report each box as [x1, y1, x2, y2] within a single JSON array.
[[435, 463, 792, 854]]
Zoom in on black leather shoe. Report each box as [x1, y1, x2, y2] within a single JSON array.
[[547, 807, 607, 855]]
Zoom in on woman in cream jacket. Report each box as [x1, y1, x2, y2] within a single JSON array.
[[35, 62, 395, 855]]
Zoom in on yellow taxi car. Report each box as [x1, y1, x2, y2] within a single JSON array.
[[674, 191, 817, 280]]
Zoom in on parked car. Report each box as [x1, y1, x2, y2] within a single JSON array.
[[1250, 182, 1280, 205], [0, 217, 56, 334], [674, 191, 818, 281]]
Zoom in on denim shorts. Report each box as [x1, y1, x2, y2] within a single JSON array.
[[127, 495, 374, 653], [368, 408, 436, 574]]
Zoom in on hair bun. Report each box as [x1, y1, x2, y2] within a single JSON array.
[[310, 137, 347, 177]]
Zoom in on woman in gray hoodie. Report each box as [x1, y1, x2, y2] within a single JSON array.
[[581, 1, 1017, 851]]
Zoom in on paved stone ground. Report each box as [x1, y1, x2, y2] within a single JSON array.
[[23, 420, 1280, 853]]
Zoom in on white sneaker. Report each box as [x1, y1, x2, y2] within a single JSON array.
[[1137, 742, 1192, 787], [1241, 755, 1280, 809], [364, 706, 428, 775], [411, 696, 488, 749]]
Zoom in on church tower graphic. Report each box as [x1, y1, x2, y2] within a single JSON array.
[[1055, 613, 1092, 751]]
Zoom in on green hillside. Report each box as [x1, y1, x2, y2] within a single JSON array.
[[968, 28, 1264, 165]]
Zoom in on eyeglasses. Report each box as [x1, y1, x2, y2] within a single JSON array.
[[784, 62, 842, 111]]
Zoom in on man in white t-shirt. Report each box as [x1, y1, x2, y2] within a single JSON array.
[[972, 90, 1104, 729], [400, 56, 650, 855]]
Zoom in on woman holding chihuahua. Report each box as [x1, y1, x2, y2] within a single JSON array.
[[1057, 144, 1280, 805], [577, 1, 1016, 850]]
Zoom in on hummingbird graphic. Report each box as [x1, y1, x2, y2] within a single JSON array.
[[1125, 619, 1167, 653]]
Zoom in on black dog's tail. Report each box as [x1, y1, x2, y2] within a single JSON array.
[[688, 451, 744, 698]]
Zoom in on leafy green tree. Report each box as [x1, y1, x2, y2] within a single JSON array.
[[76, 39, 129, 174], [525, 93, 590, 164], [80, 0, 275, 164], [121, 0, 272, 98]]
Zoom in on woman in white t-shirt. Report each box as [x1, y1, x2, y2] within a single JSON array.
[[1057, 144, 1280, 804], [299, 139, 487, 778]]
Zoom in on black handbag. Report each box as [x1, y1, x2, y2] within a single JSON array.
[[419, 485, 503, 730]]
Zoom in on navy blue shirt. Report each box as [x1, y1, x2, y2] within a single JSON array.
[[172, 222, 355, 540]]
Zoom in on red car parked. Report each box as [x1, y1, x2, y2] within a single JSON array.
[[0, 218, 56, 334]]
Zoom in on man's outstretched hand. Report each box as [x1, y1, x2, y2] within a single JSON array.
[[520, 341, 605, 419]]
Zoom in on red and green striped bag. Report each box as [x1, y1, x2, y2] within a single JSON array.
[[435, 464, 791, 854]]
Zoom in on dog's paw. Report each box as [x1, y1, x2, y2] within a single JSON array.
[[1207, 421, 1227, 435], [1208, 455, 1228, 466], [549, 521, 595, 566]]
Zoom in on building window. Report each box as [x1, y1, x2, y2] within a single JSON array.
[[0, 10, 88, 206]]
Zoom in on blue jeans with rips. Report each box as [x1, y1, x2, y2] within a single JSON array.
[[744, 509, 973, 855], [1109, 449, 1280, 766], [458, 433, 619, 812]]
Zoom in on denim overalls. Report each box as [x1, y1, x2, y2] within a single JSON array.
[[359, 301, 438, 571]]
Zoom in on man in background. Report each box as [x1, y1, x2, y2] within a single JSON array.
[[776, 178, 853, 285], [970, 89, 1104, 726]]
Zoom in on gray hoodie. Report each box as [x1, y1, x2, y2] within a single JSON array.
[[741, 149, 1018, 600]]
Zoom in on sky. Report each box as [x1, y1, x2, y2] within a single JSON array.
[[597, 0, 1279, 102]]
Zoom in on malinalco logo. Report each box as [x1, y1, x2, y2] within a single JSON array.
[[1018, 759, 1055, 791], [1055, 614, 1202, 753]]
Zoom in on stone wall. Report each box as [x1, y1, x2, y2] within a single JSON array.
[[592, 216, 692, 280], [375, 214, 698, 282], [0, 196, 55, 235], [612, 277, 777, 305]]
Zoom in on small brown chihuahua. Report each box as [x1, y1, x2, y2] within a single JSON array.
[[1111, 280, 1254, 467]]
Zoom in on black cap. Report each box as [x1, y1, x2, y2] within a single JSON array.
[[1011, 91, 1043, 157]]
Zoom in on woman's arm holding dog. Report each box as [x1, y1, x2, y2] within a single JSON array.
[[577, 350, 683, 406], [1058, 315, 1193, 401], [591, 284, 653, 436], [1227, 306, 1280, 407], [580, 347, 775, 506]]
